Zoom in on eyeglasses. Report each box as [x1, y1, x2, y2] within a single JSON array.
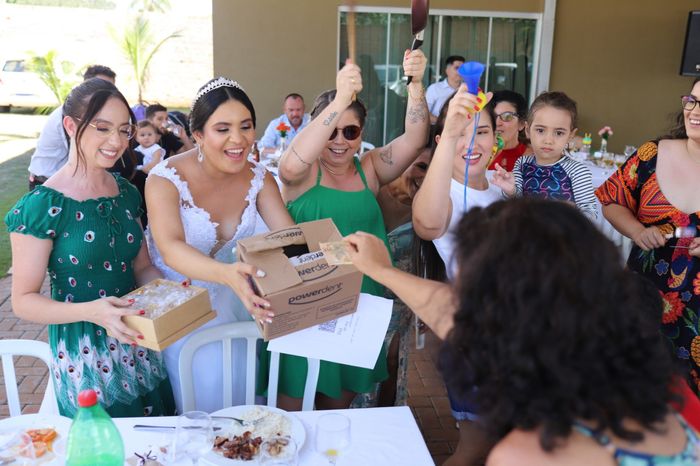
[[329, 125, 362, 141], [495, 111, 518, 122], [681, 95, 699, 111], [76, 118, 137, 140]]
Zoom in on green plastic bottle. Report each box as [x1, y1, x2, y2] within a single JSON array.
[[66, 389, 125, 466]]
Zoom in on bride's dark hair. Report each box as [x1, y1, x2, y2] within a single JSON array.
[[189, 78, 256, 134]]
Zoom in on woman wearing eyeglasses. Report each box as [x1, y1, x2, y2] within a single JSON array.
[[487, 90, 530, 171], [4, 78, 176, 417], [267, 50, 430, 411], [596, 78, 700, 396]]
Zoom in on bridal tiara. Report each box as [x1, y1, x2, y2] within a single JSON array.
[[191, 77, 244, 108]]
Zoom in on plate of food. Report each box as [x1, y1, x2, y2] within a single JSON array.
[[0, 413, 72, 464], [204, 405, 305, 464]]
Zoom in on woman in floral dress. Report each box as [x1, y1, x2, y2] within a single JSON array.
[[5, 78, 175, 417], [596, 78, 700, 396]]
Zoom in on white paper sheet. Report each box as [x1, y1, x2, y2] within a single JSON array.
[[267, 293, 393, 369]]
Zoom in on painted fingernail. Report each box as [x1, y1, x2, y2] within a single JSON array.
[[259, 319, 265, 325], [181, 280, 189, 287], [476, 97, 483, 103], [264, 302, 271, 308], [131, 342, 137, 347], [267, 312, 275, 318], [139, 310, 146, 315], [256, 270, 266, 278], [128, 298, 135, 303], [138, 335, 144, 340], [473, 105, 480, 111], [265, 318, 273, 324]]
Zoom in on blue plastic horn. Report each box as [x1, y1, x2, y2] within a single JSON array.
[[458, 62, 485, 95]]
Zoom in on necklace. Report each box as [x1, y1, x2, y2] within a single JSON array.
[[320, 158, 353, 176]]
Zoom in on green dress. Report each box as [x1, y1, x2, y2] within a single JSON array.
[[257, 157, 389, 398], [4, 175, 175, 418]]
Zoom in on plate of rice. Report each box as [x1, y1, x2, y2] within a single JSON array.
[[204, 405, 305, 464]]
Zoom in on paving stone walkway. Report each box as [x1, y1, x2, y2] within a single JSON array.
[[0, 273, 455, 464]]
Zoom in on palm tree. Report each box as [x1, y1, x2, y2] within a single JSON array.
[[113, 15, 180, 104], [130, 0, 171, 13], [26, 50, 80, 108]]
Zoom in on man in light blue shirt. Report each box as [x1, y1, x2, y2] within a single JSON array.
[[259, 93, 310, 156], [425, 55, 465, 124]]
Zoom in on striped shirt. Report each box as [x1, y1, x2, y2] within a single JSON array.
[[513, 154, 598, 220]]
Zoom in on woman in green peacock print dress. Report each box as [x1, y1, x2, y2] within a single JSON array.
[[5, 78, 174, 417]]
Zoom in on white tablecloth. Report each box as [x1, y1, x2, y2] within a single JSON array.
[[578, 159, 614, 188], [115, 406, 434, 466]]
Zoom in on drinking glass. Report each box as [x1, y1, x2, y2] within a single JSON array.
[[624, 145, 636, 158], [177, 411, 213, 465], [259, 436, 298, 465], [592, 150, 603, 166], [315, 414, 351, 465], [164, 120, 180, 136], [614, 153, 627, 168], [602, 151, 615, 169]]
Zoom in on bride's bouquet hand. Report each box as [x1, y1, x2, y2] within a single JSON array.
[[225, 263, 274, 322]]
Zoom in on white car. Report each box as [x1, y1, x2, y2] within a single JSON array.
[[0, 59, 59, 111]]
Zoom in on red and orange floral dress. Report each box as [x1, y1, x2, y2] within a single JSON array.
[[596, 141, 700, 395]]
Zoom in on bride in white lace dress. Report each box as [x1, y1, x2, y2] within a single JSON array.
[[145, 78, 293, 413]]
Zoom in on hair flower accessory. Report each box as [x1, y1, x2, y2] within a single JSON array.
[[598, 126, 614, 140], [276, 122, 291, 138]]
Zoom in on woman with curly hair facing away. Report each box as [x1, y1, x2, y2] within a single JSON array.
[[346, 198, 699, 465]]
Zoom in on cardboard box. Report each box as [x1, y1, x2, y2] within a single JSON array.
[[237, 219, 363, 340], [108, 279, 216, 351]]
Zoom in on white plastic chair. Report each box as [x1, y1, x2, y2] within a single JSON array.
[[178, 321, 320, 412], [267, 352, 320, 412], [359, 141, 375, 156], [0, 339, 57, 417]]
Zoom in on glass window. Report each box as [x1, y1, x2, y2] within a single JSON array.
[[487, 18, 537, 98], [340, 9, 539, 146]]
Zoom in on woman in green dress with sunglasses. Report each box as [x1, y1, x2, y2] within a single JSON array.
[[258, 50, 430, 411]]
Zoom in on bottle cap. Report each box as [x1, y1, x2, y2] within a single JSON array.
[[77, 389, 98, 407]]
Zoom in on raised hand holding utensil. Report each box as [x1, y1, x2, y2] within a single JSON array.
[[406, 0, 429, 84], [346, 0, 357, 101]]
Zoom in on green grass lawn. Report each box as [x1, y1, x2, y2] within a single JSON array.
[[0, 151, 31, 276]]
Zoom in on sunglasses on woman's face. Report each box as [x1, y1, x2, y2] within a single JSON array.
[[329, 125, 362, 141], [496, 112, 518, 122]]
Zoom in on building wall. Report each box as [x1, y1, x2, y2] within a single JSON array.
[[213, 0, 697, 151], [551, 0, 696, 151]]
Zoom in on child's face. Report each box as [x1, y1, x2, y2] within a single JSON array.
[[526, 106, 576, 164], [136, 126, 158, 148]]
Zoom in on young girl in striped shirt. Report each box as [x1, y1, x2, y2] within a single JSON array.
[[492, 91, 598, 220]]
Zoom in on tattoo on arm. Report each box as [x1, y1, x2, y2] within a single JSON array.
[[379, 145, 394, 166], [406, 102, 428, 125], [323, 112, 338, 126]]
